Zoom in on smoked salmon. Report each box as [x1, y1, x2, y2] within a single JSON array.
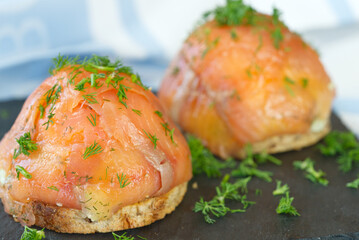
[[159, 0, 335, 158], [0, 55, 192, 233]]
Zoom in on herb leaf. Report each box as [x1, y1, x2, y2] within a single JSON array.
[[20, 226, 45, 240], [318, 131, 359, 172], [112, 232, 135, 240], [143, 130, 158, 149], [82, 92, 99, 104], [117, 173, 131, 188], [276, 192, 300, 216], [154, 110, 163, 118], [231, 145, 275, 182], [293, 158, 328, 186], [160, 122, 176, 144], [13, 132, 38, 159], [83, 141, 104, 159], [187, 135, 236, 178], [194, 174, 255, 223], [273, 180, 289, 196], [15, 165, 32, 180], [131, 109, 142, 116], [47, 186, 59, 191], [87, 113, 97, 126], [347, 175, 359, 189]]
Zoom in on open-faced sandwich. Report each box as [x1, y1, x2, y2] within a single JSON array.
[[0, 55, 192, 233], [159, 0, 335, 159]]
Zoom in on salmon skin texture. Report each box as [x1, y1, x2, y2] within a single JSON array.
[[0, 56, 192, 224], [158, 7, 334, 159]]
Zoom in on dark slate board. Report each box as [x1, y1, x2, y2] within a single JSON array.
[[1, 100, 359, 240]]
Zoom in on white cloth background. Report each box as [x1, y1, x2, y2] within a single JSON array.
[[0, 0, 358, 134]]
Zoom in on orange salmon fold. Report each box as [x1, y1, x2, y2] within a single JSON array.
[[0, 57, 192, 223]]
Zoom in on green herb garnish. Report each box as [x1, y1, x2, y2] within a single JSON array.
[[271, 8, 284, 49], [276, 192, 300, 216], [154, 110, 163, 118], [172, 66, 180, 76], [203, 0, 256, 26], [38, 105, 45, 119], [231, 145, 274, 182], [284, 76, 295, 85], [187, 135, 235, 178], [13, 132, 38, 159], [117, 173, 131, 188], [255, 152, 282, 166], [20, 226, 45, 240], [143, 130, 158, 149], [117, 84, 131, 108], [293, 158, 328, 186], [160, 122, 176, 144], [47, 186, 59, 191], [82, 92, 99, 104], [87, 113, 97, 126], [112, 232, 134, 240], [83, 141, 104, 159], [346, 175, 359, 189], [318, 131, 359, 172], [202, 37, 220, 58], [15, 165, 32, 180], [301, 78, 308, 88], [0, 109, 9, 120], [273, 180, 289, 196], [203, 1, 285, 49], [132, 109, 142, 116], [230, 28, 238, 40], [194, 174, 255, 224]]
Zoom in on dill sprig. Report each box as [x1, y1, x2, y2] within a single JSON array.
[[293, 158, 328, 186], [83, 141, 104, 159], [273, 180, 289, 196], [87, 113, 97, 126], [112, 232, 135, 240], [82, 92, 99, 104], [38, 105, 45, 118], [202, 0, 285, 49], [194, 174, 255, 224], [143, 129, 159, 149], [160, 122, 176, 144], [116, 84, 131, 108], [154, 110, 163, 118], [47, 186, 59, 191], [13, 132, 38, 159], [48, 54, 149, 116], [271, 8, 284, 49], [15, 165, 32, 180], [20, 226, 45, 240], [131, 74, 149, 90], [203, 0, 256, 26], [347, 174, 359, 189], [231, 145, 276, 182], [40, 83, 62, 129], [42, 108, 55, 130], [187, 135, 236, 178], [318, 131, 359, 172], [117, 173, 131, 188], [276, 192, 300, 216], [131, 109, 142, 116], [49, 54, 79, 75]]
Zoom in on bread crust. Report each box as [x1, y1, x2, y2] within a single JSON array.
[[1, 182, 187, 233], [233, 122, 330, 159]]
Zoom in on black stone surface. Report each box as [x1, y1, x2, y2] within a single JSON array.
[[0, 100, 358, 240]]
